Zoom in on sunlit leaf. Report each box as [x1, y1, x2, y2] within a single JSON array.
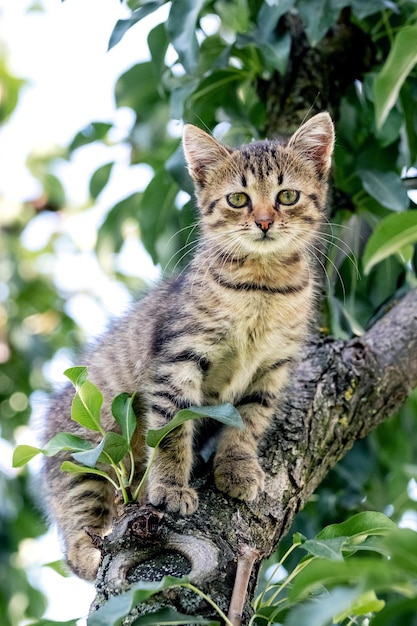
[[363, 211, 417, 275], [69, 122, 112, 152], [42, 432, 94, 456], [12, 444, 41, 467], [299, 537, 347, 561], [146, 404, 243, 449], [64, 366, 88, 387], [108, 1, 165, 50], [71, 380, 103, 432], [99, 432, 129, 465], [112, 393, 137, 443], [316, 511, 397, 541], [289, 557, 405, 602], [61, 461, 110, 481], [43, 560, 71, 578], [89, 162, 114, 199], [374, 25, 417, 129], [166, 0, 205, 74]]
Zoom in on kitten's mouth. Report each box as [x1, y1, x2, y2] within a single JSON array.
[[258, 231, 274, 242]]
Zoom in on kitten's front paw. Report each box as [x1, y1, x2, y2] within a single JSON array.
[[148, 483, 198, 515], [214, 455, 265, 502]]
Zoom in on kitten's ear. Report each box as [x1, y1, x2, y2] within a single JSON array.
[[288, 112, 335, 177], [183, 125, 232, 186]]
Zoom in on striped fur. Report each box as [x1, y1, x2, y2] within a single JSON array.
[[42, 113, 334, 579]]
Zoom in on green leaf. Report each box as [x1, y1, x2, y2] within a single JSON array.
[[374, 25, 417, 129], [335, 589, 385, 622], [64, 366, 88, 387], [166, 0, 205, 74], [286, 586, 363, 626], [148, 22, 169, 79], [61, 461, 111, 481], [12, 433, 95, 467], [401, 83, 417, 165], [42, 173, 66, 206], [12, 444, 42, 467], [363, 211, 417, 275], [289, 557, 403, 602], [138, 171, 178, 264], [132, 608, 219, 625], [257, 0, 295, 39], [351, 0, 398, 20], [112, 393, 137, 443], [115, 63, 161, 114], [42, 432, 94, 456], [316, 511, 397, 541], [300, 537, 347, 561], [71, 437, 105, 468], [71, 380, 103, 432], [87, 576, 189, 626], [370, 597, 417, 626], [108, 2, 165, 50], [359, 169, 409, 212], [297, 0, 348, 47], [30, 617, 81, 626], [99, 432, 129, 465], [89, 162, 114, 199], [69, 122, 112, 152], [379, 528, 417, 577], [96, 193, 141, 271], [146, 404, 244, 449], [43, 560, 71, 578]]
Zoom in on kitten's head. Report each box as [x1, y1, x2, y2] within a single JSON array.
[[183, 113, 334, 257]]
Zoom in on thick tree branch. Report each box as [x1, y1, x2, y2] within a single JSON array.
[[91, 289, 417, 623]]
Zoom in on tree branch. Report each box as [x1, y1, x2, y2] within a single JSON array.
[[91, 289, 417, 623]]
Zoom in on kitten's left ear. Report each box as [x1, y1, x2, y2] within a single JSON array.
[[183, 125, 232, 186], [288, 112, 335, 177]]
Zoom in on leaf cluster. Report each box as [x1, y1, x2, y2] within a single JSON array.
[[13, 367, 243, 505], [253, 512, 417, 625]]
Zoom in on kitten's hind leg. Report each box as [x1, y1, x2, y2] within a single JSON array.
[[44, 460, 116, 580]]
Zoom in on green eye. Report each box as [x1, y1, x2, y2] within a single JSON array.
[[227, 192, 250, 208], [277, 189, 300, 206]]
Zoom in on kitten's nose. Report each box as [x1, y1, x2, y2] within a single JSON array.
[[255, 217, 273, 232]]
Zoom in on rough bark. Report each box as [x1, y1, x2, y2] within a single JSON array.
[[258, 9, 375, 138], [90, 288, 417, 624]]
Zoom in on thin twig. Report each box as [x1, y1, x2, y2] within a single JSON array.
[[227, 545, 261, 626]]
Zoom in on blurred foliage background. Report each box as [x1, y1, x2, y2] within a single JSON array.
[[1, 0, 417, 624]]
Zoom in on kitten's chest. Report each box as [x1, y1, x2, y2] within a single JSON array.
[[201, 292, 309, 401]]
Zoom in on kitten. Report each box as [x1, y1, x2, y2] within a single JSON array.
[[42, 112, 334, 580]]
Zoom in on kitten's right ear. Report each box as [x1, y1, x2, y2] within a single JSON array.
[[183, 125, 232, 186], [287, 112, 335, 177]]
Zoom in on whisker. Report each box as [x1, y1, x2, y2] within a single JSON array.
[[162, 223, 199, 275]]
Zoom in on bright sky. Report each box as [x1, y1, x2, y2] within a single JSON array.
[[0, 1, 167, 623], [1, 0, 164, 338]]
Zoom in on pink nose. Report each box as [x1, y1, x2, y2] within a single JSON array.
[[255, 218, 273, 232]]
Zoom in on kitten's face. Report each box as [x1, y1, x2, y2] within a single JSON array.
[[183, 113, 335, 258]]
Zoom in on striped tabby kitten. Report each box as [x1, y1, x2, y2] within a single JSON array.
[[43, 112, 334, 580]]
